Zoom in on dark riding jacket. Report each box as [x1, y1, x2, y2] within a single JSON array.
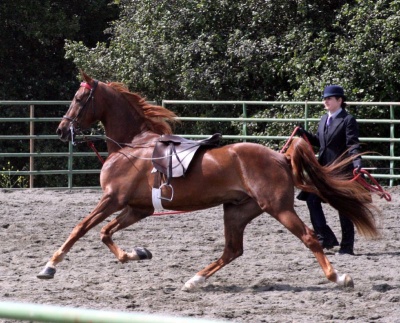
[[303, 109, 362, 169]]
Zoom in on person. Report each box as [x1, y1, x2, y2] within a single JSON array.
[[296, 85, 362, 255]]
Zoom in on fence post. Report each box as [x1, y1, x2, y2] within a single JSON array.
[[304, 101, 309, 130], [390, 104, 395, 187], [242, 103, 247, 141], [68, 141, 73, 189], [30, 104, 35, 188]]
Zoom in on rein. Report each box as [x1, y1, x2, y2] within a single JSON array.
[[351, 169, 392, 201], [281, 127, 392, 202], [280, 126, 313, 154], [87, 140, 105, 164], [85, 135, 186, 216]]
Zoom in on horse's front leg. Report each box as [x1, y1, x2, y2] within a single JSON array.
[[100, 206, 153, 262], [37, 193, 121, 279]]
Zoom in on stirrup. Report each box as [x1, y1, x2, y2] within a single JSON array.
[[159, 183, 174, 202]]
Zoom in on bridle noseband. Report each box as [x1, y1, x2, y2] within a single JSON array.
[[63, 80, 98, 144]]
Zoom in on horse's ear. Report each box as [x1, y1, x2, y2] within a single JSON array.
[[80, 69, 93, 84]]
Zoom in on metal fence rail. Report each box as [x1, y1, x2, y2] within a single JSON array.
[[0, 100, 399, 188], [0, 301, 223, 323]]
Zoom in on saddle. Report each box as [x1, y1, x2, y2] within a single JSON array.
[[151, 133, 221, 209], [152, 133, 221, 182]]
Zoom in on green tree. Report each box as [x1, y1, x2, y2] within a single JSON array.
[[0, 0, 118, 100], [276, 0, 400, 166], [64, 0, 368, 137], [0, 0, 119, 187]]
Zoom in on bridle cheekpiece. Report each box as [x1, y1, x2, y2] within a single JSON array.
[[63, 80, 98, 144]]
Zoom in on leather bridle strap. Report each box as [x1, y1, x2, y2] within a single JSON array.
[[62, 80, 98, 123], [80, 82, 92, 90], [62, 80, 98, 145]]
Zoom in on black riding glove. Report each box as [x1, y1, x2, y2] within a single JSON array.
[[353, 160, 362, 173], [296, 127, 305, 137]]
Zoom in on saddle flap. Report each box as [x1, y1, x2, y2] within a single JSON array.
[[152, 133, 221, 178], [152, 144, 201, 177]]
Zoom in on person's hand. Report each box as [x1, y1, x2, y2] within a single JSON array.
[[354, 164, 362, 174], [296, 126, 305, 137]]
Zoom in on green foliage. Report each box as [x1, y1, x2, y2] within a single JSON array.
[[65, 0, 300, 102], [0, 161, 28, 188], [0, 0, 119, 187], [64, 0, 400, 137], [0, 0, 119, 100], [283, 0, 400, 103]]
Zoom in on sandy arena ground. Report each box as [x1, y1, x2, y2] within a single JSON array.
[[0, 187, 399, 322]]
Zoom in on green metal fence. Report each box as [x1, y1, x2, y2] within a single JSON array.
[[0, 301, 224, 323], [0, 100, 399, 188]]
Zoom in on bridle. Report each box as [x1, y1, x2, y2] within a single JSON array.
[[63, 80, 98, 144]]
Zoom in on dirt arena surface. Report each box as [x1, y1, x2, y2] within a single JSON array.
[[0, 187, 399, 322]]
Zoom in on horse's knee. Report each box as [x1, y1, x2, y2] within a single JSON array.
[[100, 227, 109, 243], [302, 228, 321, 251]]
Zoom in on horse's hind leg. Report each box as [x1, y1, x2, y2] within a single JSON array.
[[37, 193, 123, 279], [100, 206, 153, 263], [271, 207, 354, 288], [182, 199, 262, 291]]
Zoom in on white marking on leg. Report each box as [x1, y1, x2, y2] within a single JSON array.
[[336, 273, 346, 286], [334, 270, 354, 288], [181, 274, 206, 291], [47, 252, 65, 268], [126, 250, 141, 261]]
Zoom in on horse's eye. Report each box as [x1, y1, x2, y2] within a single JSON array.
[[75, 94, 86, 103]]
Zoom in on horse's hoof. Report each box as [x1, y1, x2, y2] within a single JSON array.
[[337, 273, 354, 288], [37, 266, 56, 279], [181, 283, 194, 292], [343, 274, 354, 288], [133, 247, 152, 260]]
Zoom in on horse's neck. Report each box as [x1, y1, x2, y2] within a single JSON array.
[[102, 101, 151, 154]]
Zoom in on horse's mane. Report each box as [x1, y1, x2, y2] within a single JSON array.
[[107, 82, 178, 135]]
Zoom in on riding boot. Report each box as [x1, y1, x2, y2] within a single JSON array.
[[316, 226, 339, 249], [338, 213, 355, 254], [306, 193, 339, 249]]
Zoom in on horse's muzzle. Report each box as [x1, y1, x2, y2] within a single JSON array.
[[56, 126, 72, 142]]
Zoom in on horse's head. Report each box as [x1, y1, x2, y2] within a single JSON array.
[[56, 71, 99, 142]]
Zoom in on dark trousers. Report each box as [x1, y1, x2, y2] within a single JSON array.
[[306, 193, 354, 250]]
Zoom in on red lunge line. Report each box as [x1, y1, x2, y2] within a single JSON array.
[[87, 141, 105, 164], [351, 169, 392, 201], [280, 126, 313, 154], [281, 127, 391, 202]]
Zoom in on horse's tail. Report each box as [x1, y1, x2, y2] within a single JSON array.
[[285, 137, 380, 238]]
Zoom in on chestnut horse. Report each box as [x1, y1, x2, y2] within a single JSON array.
[[37, 72, 379, 290]]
